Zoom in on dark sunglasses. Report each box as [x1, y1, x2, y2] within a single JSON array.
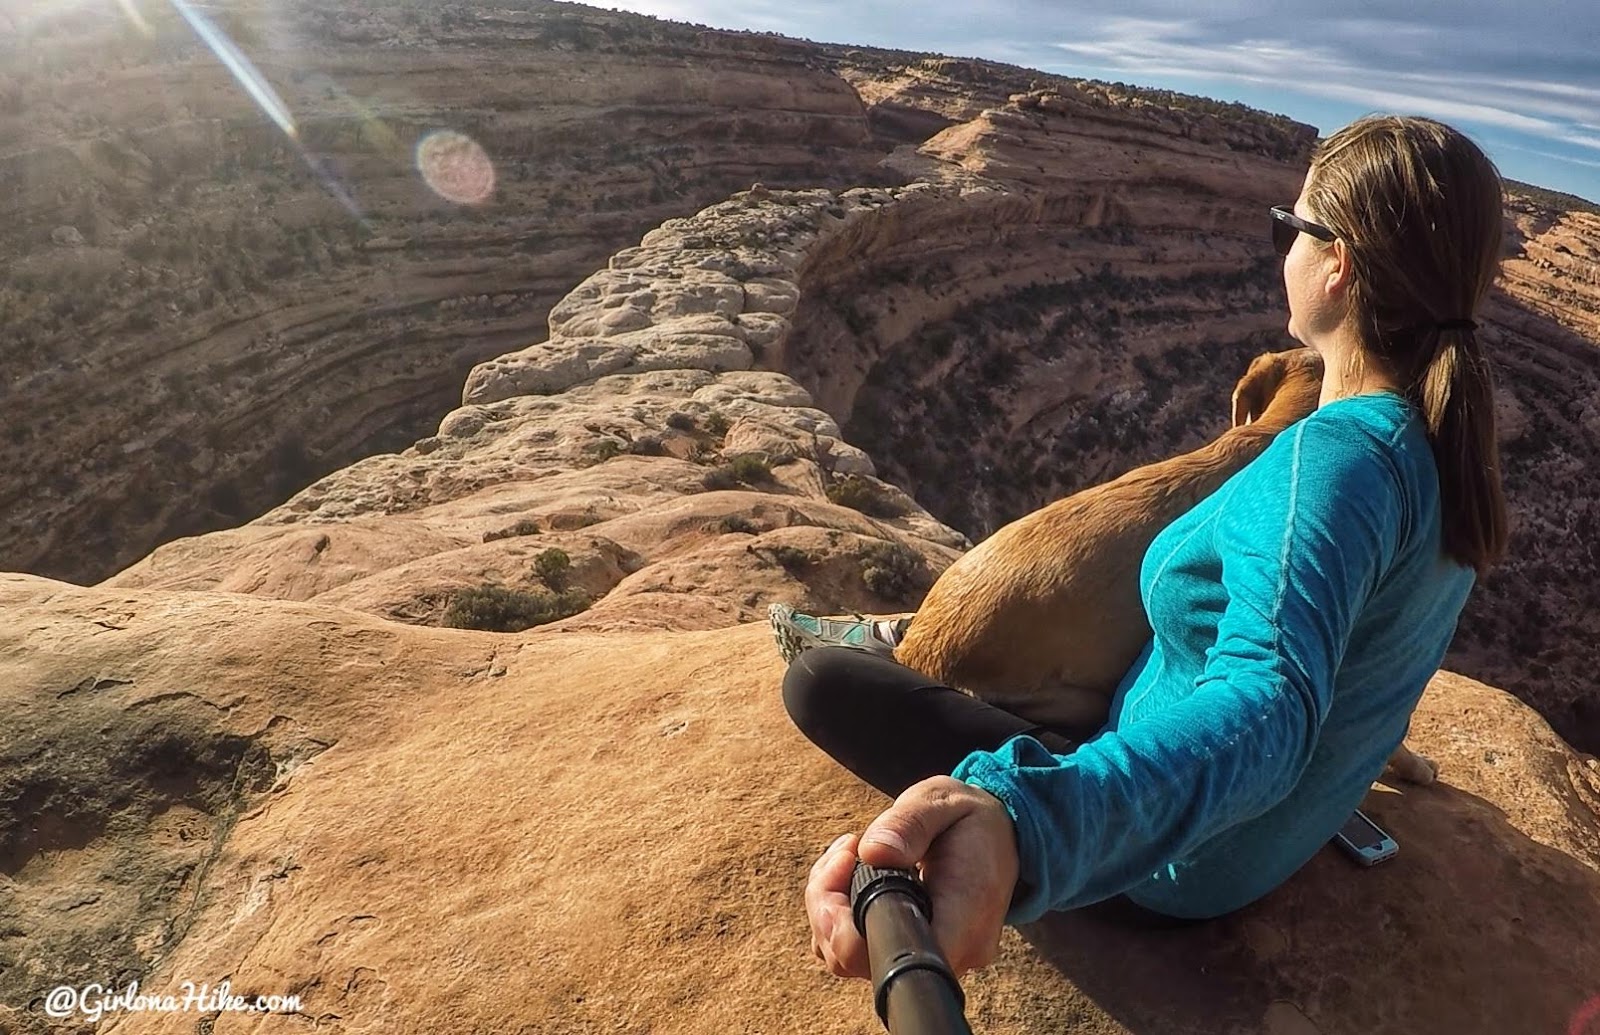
[[1270, 205, 1337, 257]]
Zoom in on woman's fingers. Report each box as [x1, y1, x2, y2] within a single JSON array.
[[920, 803, 1017, 975], [805, 833, 870, 978], [803, 780, 1020, 981], [855, 777, 1020, 978], [855, 776, 972, 869]]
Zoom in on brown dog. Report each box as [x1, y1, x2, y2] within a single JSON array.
[[892, 346, 1437, 784]]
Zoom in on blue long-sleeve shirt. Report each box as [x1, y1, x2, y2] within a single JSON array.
[[951, 390, 1477, 921]]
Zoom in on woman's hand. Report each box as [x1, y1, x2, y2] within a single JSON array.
[[804, 776, 1021, 980]]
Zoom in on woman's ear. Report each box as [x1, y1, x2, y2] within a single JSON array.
[[1323, 238, 1355, 301]]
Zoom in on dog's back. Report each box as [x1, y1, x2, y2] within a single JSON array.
[[894, 348, 1323, 731]]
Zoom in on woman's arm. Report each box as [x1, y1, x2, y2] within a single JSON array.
[[952, 413, 1406, 922]]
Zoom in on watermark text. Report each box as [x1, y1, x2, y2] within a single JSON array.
[[45, 981, 301, 1022]]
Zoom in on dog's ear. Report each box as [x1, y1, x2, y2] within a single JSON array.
[[1231, 388, 1252, 428], [1231, 351, 1295, 427]]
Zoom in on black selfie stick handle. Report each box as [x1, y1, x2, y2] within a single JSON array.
[[849, 862, 974, 1035]]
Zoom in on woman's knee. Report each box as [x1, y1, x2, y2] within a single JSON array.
[[781, 646, 870, 734]]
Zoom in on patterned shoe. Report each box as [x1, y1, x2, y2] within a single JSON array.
[[768, 603, 911, 664]]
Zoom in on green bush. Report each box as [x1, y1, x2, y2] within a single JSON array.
[[712, 515, 757, 534], [532, 548, 572, 591], [482, 517, 541, 543], [704, 411, 731, 436], [702, 465, 739, 490], [729, 454, 771, 483], [860, 542, 925, 601], [770, 545, 812, 571], [665, 411, 697, 431], [584, 439, 623, 464], [629, 434, 666, 456], [442, 584, 589, 632], [826, 475, 905, 518]]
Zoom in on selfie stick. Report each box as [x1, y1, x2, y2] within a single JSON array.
[[849, 862, 974, 1035]]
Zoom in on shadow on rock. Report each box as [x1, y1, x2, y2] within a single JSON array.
[[1021, 779, 1600, 1035]]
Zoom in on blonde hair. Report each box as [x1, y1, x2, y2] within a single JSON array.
[[1306, 114, 1508, 575]]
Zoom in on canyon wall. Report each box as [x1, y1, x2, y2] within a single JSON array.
[[0, 0, 895, 583]]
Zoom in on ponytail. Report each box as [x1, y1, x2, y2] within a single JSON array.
[[1416, 325, 1507, 575], [1307, 115, 1509, 576]]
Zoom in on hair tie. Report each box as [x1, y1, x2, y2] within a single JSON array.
[[1436, 318, 1477, 332]]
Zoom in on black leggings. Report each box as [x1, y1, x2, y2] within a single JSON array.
[[781, 645, 1202, 928], [780, 645, 1083, 799]]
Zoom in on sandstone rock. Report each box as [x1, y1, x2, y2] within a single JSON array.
[[743, 276, 801, 315], [721, 414, 816, 464], [623, 332, 752, 375], [817, 434, 877, 477], [736, 310, 791, 348], [634, 311, 748, 342], [438, 408, 489, 438], [461, 341, 636, 405], [648, 273, 745, 320], [688, 391, 841, 438], [597, 304, 653, 335], [692, 369, 815, 408], [3, 576, 1597, 1035]]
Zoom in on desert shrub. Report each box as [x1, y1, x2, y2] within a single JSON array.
[[482, 517, 541, 543], [770, 545, 812, 571], [704, 411, 731, 436], [532, 548, 572, 590], [859, 542, 925, 600], [584, 439, 623, 464], [665, 411, 697, 431], [826, 475, 905, 518], [712, 515, 757, 534], [629, 434, 666, 456], [729, 454, 771, 483], [702, 465, 739, 490], [442, 584, 589, 632]]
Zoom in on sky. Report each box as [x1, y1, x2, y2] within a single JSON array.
[[600, 0, 1600, 204]]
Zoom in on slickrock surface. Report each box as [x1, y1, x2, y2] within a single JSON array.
[[3, 576, 1598, 1035]]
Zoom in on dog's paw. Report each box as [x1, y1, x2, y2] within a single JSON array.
[[1388, 748, 1440, 786]]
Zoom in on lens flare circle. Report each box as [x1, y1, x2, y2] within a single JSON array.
[[416, 130, 495, 206], [1571, 994, 1600, 1035]]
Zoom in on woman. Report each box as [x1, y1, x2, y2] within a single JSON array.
[[783, 114, 1509, 980]]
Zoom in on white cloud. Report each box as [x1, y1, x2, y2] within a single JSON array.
[[588, 1, 1600, 197], [1502, 145, 1600, 171], [1052, 17, 1590, 147], [1307, 83, 1560, 137], [1558, 133, 1600, 153]]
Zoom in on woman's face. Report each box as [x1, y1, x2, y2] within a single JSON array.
[[1282, 171, 1343, 351]]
